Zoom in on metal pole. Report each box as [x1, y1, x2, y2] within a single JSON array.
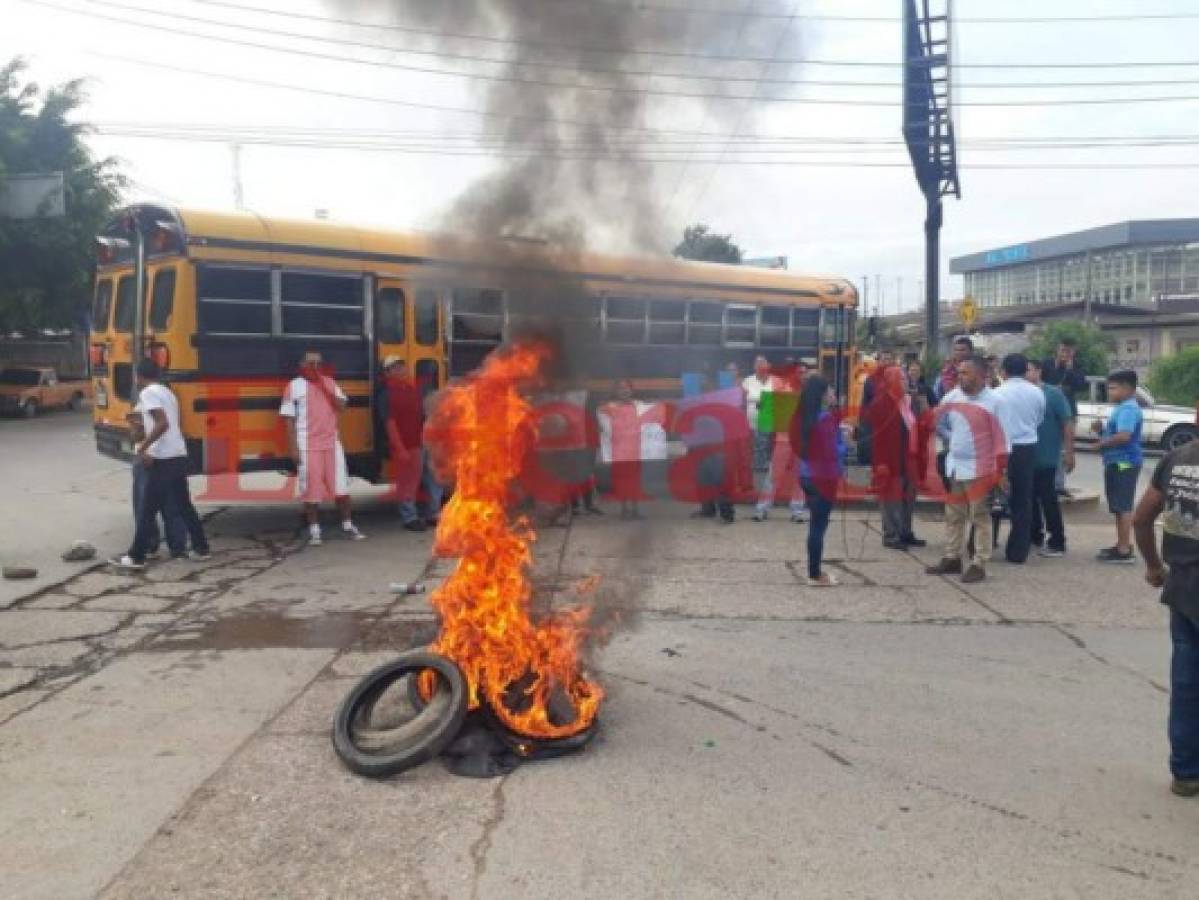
[[1083, 248, 1093, 324], [231, 142, 245, 210], [132, 221, 146, 405], [924, 194, 942, 363]]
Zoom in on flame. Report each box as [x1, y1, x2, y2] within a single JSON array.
[[424, 340, 604, 739]]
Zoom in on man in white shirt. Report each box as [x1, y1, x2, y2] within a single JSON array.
[[110, 360, 211, 570], [742, 356, 773, 472], [926, 356, 1010, 584], [280, 350, 366, 546], [993, 354, 1046, 564]]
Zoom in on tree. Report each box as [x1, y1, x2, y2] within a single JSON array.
[[673, 224, 742, 264], [0, 58, 125, 331], [1148, 347, 1199, 407], [1024, 320, 1112, 376]]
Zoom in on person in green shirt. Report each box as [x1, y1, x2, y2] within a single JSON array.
[[1027, 359, 1076, 557]]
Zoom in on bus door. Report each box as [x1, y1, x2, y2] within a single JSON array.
[[410, 286, 445, 398], [374, 277, 410, 459]]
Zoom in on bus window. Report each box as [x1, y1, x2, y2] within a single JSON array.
[[649, 300, 685, 345], [791, 308, 820, 350], [92, 279, 113, 332], [197, 266, 272, 335], [149, 268, 176, 331], [605, 297, 646, 344], [724, 305, 757, 347], [415, 358, 440, 394], [414, 289, 439, 346], [114, 276, 136, 333], [451, 288, 503, 344], [376, 287, 406, 343], [760, 306, 788, 347], [687, 301, 722, 345], [281, 272, 363, 338]]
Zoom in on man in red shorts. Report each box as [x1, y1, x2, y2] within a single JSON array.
[[280, 350, 366, 546]]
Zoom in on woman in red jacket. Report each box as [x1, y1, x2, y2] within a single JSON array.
[[865, 366, 926, 550]]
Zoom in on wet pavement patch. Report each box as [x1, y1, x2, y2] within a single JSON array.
[[145, 611, 436, 653]]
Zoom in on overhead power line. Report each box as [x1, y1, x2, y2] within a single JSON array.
[[191, 0, 1199, 25], [31, 0, 1199, 108], [51, 0, 1199, 90], [30, 0, 1199, 73]]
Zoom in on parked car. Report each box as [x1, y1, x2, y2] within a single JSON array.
[[0, 367, 92, 418], [1075, 376, 1197, 452]]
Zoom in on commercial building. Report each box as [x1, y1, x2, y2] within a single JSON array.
[[950, 219, 1199, 309]]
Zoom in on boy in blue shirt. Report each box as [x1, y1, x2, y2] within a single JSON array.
[[1092, 370, 1144, 563]]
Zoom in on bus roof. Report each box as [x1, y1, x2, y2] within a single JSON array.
[[124, 205, 858, 306]]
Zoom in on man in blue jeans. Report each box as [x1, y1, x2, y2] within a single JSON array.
[[127, 409, 187, 558], [1134, 424, 1199, 798]]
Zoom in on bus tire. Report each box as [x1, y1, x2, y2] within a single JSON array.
[[332, 650, 467, 779]]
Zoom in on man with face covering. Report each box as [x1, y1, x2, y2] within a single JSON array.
[[280, 350, 366, 546]]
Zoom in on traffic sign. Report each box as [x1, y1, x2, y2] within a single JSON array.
[[959, 296, 978, 329]]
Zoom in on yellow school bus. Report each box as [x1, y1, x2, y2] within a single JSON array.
[[90, 204, 858, 483]]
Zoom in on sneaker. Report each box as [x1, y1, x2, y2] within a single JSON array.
[[925, 558, 963, 576], [883, 539, 906, 550], [1038, 547, 1065, 559], [188, 550, 213, 562], [343, 523, 368, 540], [902, 535, 927, 548], [108, 554, 145, 572], [961, 565, 986, 584], [806, 572, 839, 587], [145, 549, 162, 561], [790, 510, 810, 524], [719, 516, 736, 526], [1171, 778, 1199, 798], [1097, 547, 1135, 565], [403, 521, 427, 533], [752, 510, 768, 522], [308, 528, 323, 547]]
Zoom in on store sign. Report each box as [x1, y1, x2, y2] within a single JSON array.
[[985, 244, 1031, 267]]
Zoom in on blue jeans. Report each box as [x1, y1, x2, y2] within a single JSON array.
[[399, 450, 444, 525], [1170, 610, 1199, 781], [132, 460, 187, 556], [802, 479, 834, 579]]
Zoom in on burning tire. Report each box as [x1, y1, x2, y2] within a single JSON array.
[[332, 651, 467, 778]]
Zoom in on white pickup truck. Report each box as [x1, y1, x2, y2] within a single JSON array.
[[1075, 376, 1197, 453]]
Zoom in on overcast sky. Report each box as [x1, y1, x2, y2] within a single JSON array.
[[6, 0, 1199, 313]]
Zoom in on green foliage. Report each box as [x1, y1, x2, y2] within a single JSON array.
[[1148, 347, 1199, 406], [673, 224, 742, 264], [1025, 320, 1112, 376], [0, 58, 126, 331]]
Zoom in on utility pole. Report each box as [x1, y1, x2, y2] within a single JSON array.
[[903, 0, 961, 363], [230, 142, 245, 210], [875, 274, 882, 316], [862, 276, 870, 318]]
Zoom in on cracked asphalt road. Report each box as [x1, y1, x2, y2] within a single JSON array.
[[2, 412, 1197, 899]]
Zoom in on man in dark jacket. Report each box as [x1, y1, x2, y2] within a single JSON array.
[[1041, 337, 1089, 495]]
